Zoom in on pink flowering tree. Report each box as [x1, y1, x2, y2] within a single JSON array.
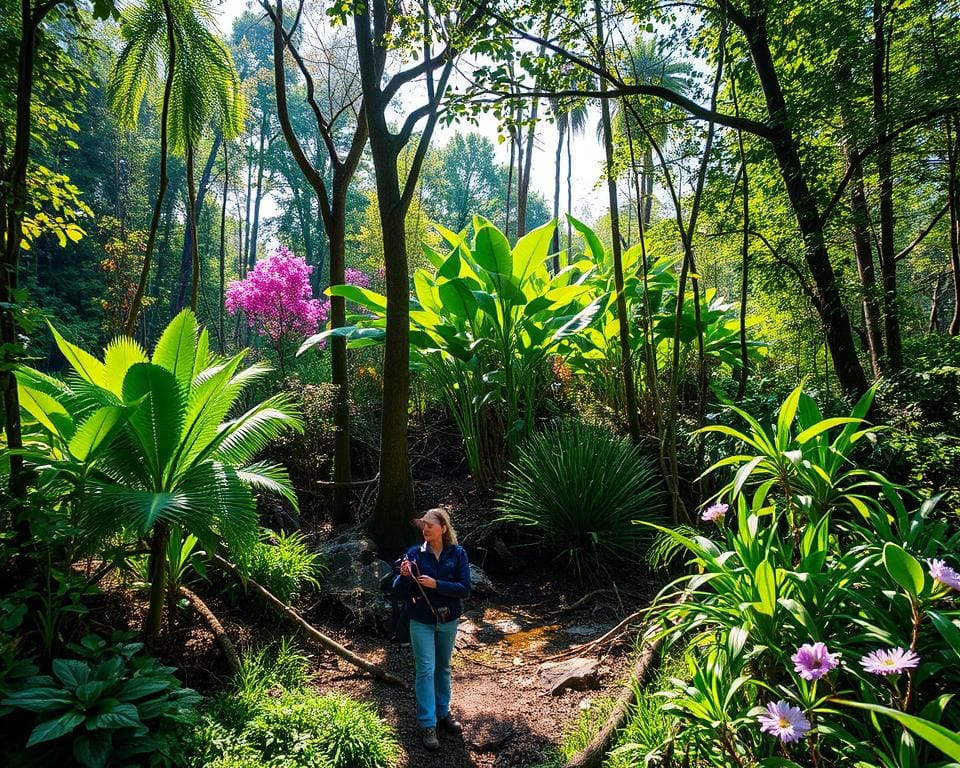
[[225, 245, 328, 375]]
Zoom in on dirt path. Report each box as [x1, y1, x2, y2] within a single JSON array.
[[308, 583, 652, 768]]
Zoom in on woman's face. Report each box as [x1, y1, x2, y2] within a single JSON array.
[[420, 516, 445, 546]]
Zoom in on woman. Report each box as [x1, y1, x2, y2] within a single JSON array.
[[395, 507, 471, 751]]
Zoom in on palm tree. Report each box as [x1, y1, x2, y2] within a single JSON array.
[[16, 310, 302, 639], [549, 96, 589, 266], [111, 0, 244, 333]]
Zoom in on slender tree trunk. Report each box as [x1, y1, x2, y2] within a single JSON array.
[[517, 97, 539, 238], [551, 115, 566, 271], [947, 119, 960, 335], [187, 142, 200, 312], [595, 1, 640, 445], [743, 12, 868, 398], [328, 195, 352, 526], [873, 0, 901, 370], [732, 79, 750, 402], [506, 122, 516, 238], [219, 140, 228, 353], [929, 272, 943, 333], [567, 123, 574, 256], [248, 117, 268, 272], [1, 0, 44, 521], [642, 148, 654, 226], [172, 136, 220, 315], [144, 522, 169, 638], [125, 0, 176, 335], [242, 136, 254, 276]]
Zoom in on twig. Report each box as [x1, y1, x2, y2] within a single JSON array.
[[544, 588, 617, 617], [209, 553, 404, 686], [542, 610, 644, 662]]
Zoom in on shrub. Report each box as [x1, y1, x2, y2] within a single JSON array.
[[189, 642, 397, 768], [497, 420, 664, 580], [641, 384, 960, 766], [245, 529, 324, 604], [0, 633, 199, 768]]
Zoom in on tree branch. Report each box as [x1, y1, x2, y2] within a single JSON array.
[[895, 201, 949, 261]]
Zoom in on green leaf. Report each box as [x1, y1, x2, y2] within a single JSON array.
[[48, 321, 108, 389], [928, 610, 960, 659], [438, 279, 479, 324], [883, 542, 925, 598], [52, 659, 91, 689], [326, 284, 388, 313], [73, 730, 112, 768], [795, 417, 861, 444], [511, 220, 554, 283], [122, 363, 183, 484], [473, 225, 512, 275], [17, 382, 75, 440], [567, 214, 606, 265], [151, 309, 198, 393], [86, 701, 141, 730], [26, 710, 86, 746], [835, 700, 960, 761], [776, 383, 804, 448], [101, 336, 147, 397], [754, 560, 777, 617], [68, 406, 129, 462]]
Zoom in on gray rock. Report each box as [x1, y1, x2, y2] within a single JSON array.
[[469, 563, 495, 596], [539, 657, 601, 695], [315, 533, 393, 624]]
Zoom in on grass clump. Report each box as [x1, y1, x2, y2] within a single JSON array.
[[245, 529, 325, 604], [188, 640, 397, 768], [497, 420, 664, 580]]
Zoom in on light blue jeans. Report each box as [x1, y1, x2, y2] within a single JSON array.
[[409, 618, 459, 728]]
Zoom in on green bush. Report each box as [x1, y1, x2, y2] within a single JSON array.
[[497, 420, 664, 580], [189, 642, 397, 768], [245, 529, 324, 604], [0, 633, 199, 768]]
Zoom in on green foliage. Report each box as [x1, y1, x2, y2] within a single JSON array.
[[640, 385, 960, 766], [244, 529, 324, 604], [0, 633, 199, 768], [15, 309, 302, 632], [189, 642, 397, 768], [497, 420, 664, 581], [304, 217, 604, 488]]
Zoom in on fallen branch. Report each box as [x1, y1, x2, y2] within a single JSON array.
[[209, 553, 404, 687], [543, 610, 644, 662], [179, 585, 241, 676], [564, 634, 662, 768], [544, 588, 616, 617]]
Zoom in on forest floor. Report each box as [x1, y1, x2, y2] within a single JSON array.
[[96, 422, 664, 767]]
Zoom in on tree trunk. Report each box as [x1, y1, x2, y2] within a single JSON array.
[[143, 522, 169, 639], [248, 116, 268, 272], [595, 2, 640, 445], [567, 122, 574, 255], [873, 0, 902, 370], [328, 198, 352, 526], [187, 142, 200, 312], [947, 119, 960, 336], [551, 114, 566, 272], [516, 97, 539, 238], [125, 0, 176, 336], [218, 139, 228, 353], [744, 14, 868, 398], [172, 136, 220, 315], [929, 272, 943, 333]]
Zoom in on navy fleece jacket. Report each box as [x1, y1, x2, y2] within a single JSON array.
[[392, 542, 471, 624]]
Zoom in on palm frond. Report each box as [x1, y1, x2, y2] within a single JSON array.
[[236, 461, 299, 512]]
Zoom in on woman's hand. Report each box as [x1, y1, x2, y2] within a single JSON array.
[[417, 575, 437, 589], [399, 559, 412, 578]]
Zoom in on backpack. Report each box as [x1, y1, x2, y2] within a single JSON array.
[[379, 557, 411, 643]]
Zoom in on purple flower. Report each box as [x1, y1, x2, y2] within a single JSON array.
[[701, 502, 728, 523], [791, 642, 840, 681], [757, 701, 811, 743], [859, 647, 921, 676], [928, 559, 960, 591]]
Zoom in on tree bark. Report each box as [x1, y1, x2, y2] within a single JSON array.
[[180, 586, 241, 675], [873, 0, 902, 369], [218, 139, 228, 353], [740, 10, 868, 398], [551, 113, 566, 271], [947, 119, 960, 336]]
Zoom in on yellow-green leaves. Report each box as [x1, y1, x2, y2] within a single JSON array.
[[883, 543, 926, 599]]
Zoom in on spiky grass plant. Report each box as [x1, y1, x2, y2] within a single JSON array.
[[497, 420, 664, 581]]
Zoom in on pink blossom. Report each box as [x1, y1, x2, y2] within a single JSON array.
[[344, 267, 371, 288], [757, 701, 811, 743], [225, 246, 327, 342], [928, 559, 960, 591], [859, 647, 920, 675], [701, 502, 728, 523], [791, 642, 840, 681]]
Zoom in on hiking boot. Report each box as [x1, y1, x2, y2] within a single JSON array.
[[421, 727, 440, 751], [438, 712, 463, 734]]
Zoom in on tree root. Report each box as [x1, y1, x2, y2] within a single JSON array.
[[209, 553, 405, 687], [179, 585, 241, 676], [563, 635, 663, 768]]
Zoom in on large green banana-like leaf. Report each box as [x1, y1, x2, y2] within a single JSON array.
[[511, 221, 555, 285], [152, 308, 198, 393], [474, 224, 513, 277], [122, 362, 184, 486], [48, 322, 110, 390], [326, 284, 387, 313]]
